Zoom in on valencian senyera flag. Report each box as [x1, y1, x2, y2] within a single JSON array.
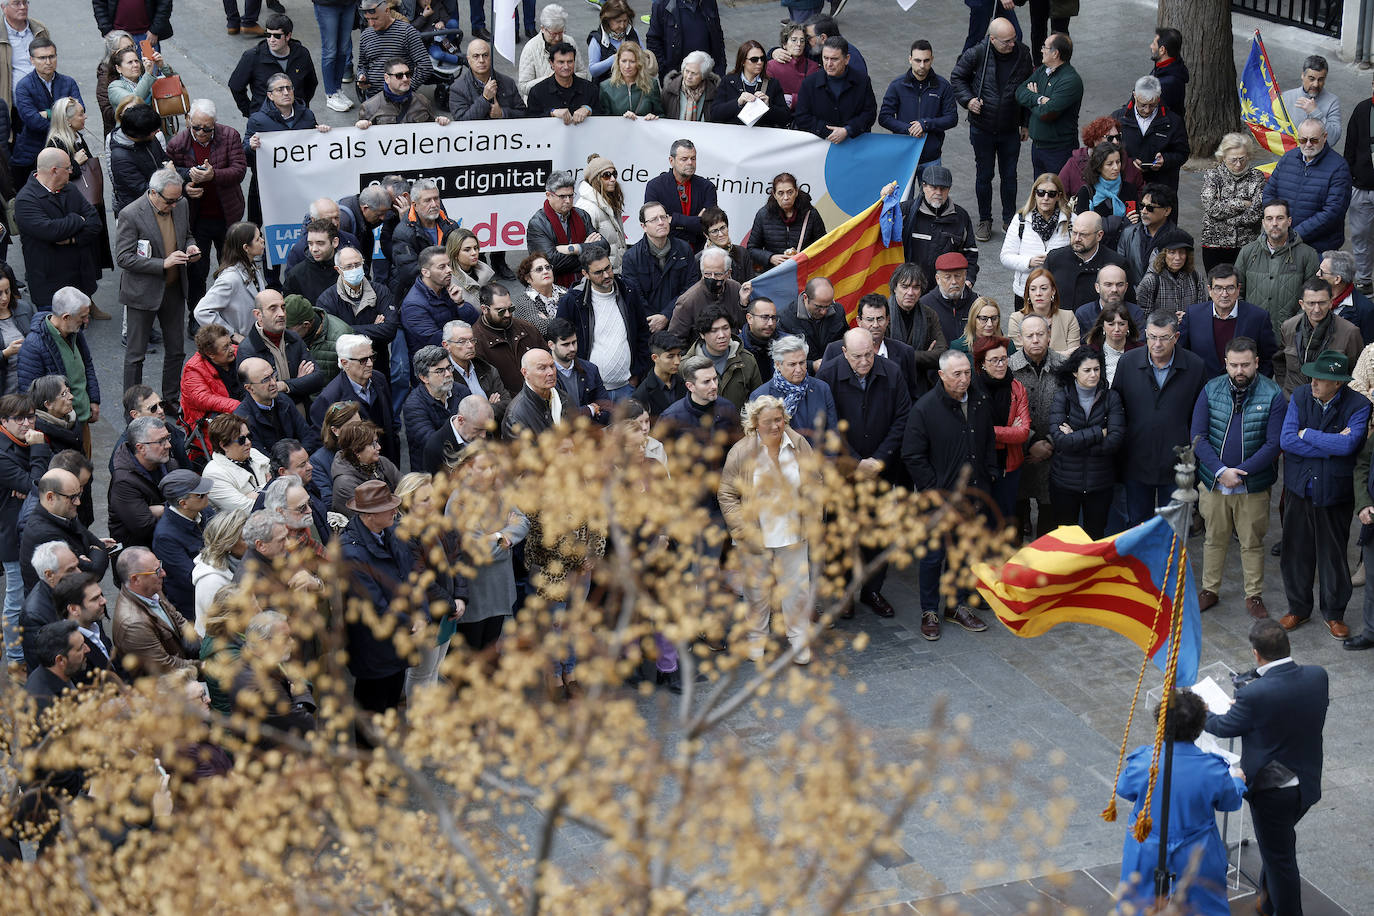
[[748, 184, 906, 325], [972, 515, 1201, 686], [1240, 30, 1298, 159]]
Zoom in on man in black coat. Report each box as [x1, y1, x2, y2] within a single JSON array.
[[21, 469, 111, 591], [92, 0, 175, 42], [779, 277, 848, 373], [901, 166, 980, 287], [1047, 212, 1131, 311], [336, 188, 393, 278], [642, 140, 719, 251], [501, 349, 571, 439], [1111, 76, 1189, 193], [18, 541, 78, 673], [1111, 310, 1206, 525], [14, 149, 101, 310], [50, 572, 117, 685], [1206, 619, 1328, 916], [818, 329, 911, 618], [108, 416, 181, 548], [149, 470, 211, 619], [422, 395, 493, 474], [555, 246, 653, 390], [902, 349, 996, 640], [793, 38, 877, 146], [228, 15, 320, 117], [621, 202, 698, 332], [950, 18, 1034, 235], [235, 289, 326, 407], [645, 0, 725, 78], [402, 345, 460, 472], [283, 219, 341, 306], [21, 621, 89, 853], [822, 294, 923, 402], [921, 253, 979, 344], [233, 356, 323, 455]]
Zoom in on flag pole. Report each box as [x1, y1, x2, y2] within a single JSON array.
[[1151, 440, 1200, 905]]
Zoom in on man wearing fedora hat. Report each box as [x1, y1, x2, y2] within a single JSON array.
[[338, 480, 420, 718], [1278, 346, 1370, 639]]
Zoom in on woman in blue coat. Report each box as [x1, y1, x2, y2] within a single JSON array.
[[1116, 689, 1245, 916]]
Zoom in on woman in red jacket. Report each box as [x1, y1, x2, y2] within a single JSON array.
[[973, 334, 1030, 532], [181, 324, 244, 450]]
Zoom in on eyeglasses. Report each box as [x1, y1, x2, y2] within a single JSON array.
[[976, 314, 1000, 323], [7, 413, 36, 422], [487, 306, 515, 316], [1034, 188, 1059, 198], [234, 434, 252, 445], [447, 337, 475, 346], [31, 54, 55, 62], [155, 189, 182, 205], [429, 365, 453, 375], [143, 401, 166, 412], [1225, 155, 1248, 165], [642, 214, 670, 224], [600, 170, 617, 180], [707, 225, 730, 236], [133, 565, 165, 578], [552, 192, 574, 201], [142, 435, 173, 446], [252, 372, 279, 385], [387, 70, 411, 79], [269, 85, 293, 94], [985, 356, 1009, 366], [287, 501, 310, 513], [1146, 334, 1175, 345], [54, 491, 82, 501]]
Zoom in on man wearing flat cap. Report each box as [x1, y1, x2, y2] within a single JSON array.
[[338, 480, 418, 718], [901, 166, 980, 291], [1278, 346, 1369, 639], [150, 470, 214, 617]]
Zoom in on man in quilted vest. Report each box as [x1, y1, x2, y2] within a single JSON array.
[[1189, 336, 1285, 620]]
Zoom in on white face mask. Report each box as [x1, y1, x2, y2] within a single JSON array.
[[341, 266, 365, 287]]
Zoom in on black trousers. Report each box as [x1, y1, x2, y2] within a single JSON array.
[[1249, 786, 1307, 916], [1027, 0, 1070, 65], [1049, 484, 1112, 540], [1202, 246, 1242, 273], [1280, 491, 1353, 622], [353, 670, 405, 713], [456, 615, 504, 652]]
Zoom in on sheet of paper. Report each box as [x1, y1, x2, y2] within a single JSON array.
[[1195, 732, 1240, 765], [738, 97, 769, 127], [1189, 676, 1233, 715]]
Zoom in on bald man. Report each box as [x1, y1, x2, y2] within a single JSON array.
[[234, 289, 326, 405], [15, 147, 103, 310], [1046, 211, 1132, 313], [22, 469, 114, 592], [501, 348, 569, 438], [1074, 264, 1147, 339], [232, 356, 322, 453]]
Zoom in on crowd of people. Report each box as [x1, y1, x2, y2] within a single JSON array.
[[0, 0, 1356, 906]]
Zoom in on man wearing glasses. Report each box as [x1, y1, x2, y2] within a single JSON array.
[[114, 168, 200, 410], [167, 99, 247, 310], [356, 0, 431, 100], [228, 12, 319, 117], [355, 56, 452, 129], [109, 415, 182, 549], [244, 72, 330, 225], [1110, 75, 1188, 194], [1262, 118, 1352, 261], [112, 546, 200, 676], [10, 36, 80, 187], [311, 334, 399, 464], [232, 356, 322, 454]]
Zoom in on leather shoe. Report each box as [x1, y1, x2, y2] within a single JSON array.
[[919, 611, 941, 641], [1326, 619, 1351, 639], [240, 24, 266, 36], [226, 26, 240, 34], [864, 591, 895, 618], [1344, 633, 1374, 650], [945, 605, 988, 632], [88, 303, 112, 320], [1197, 589, 1219, 612], [1278, 613, 1308, 631], [1245, 596, 1268, 619]]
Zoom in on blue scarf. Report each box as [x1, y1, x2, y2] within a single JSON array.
[[1090, 175, 1125, 217], [770, 373, 808, 418], [381, 84, 413, 107]]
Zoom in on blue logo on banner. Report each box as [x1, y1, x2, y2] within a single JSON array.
[[266, 224, 301, 266]]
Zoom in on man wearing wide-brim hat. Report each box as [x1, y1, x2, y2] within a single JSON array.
[[1278, 348, 1371, 640], [337, 479, 418, 718]]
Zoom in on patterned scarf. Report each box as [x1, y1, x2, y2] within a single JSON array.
[[770, 373, 808, 417]]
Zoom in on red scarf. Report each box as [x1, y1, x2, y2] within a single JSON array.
[[543, 200, 587, 285]]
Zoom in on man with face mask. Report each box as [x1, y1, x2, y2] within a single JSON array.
[[1191, 336, 1284, 620], [317, 246, 399, 385], [401, 345, 460, 470], [667, 247, 743, 345]]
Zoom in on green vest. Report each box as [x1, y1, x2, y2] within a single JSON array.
[[45, 318, 91, 422], [1197, 373, 1282, 493]]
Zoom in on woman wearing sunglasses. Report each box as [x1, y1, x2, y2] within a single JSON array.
[[574, 154, 628, 270], [999, 173, 1071, 310], [711, 40, 790, 128]]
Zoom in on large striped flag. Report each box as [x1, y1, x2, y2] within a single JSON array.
[[972, 515, 1201, 685], [748, 187, 905, 324], [1239, 30, 1297, 160]]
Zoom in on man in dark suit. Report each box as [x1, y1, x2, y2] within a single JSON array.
[[309, 334, 397, 464], [642, 139, 719, 251], [822, 294, 923, 401], [545, 318, 612, 425], [233, 357, 323, 455], [1206, 619, 1328, 916], [818, 328, 911, 619], [51, 572, 118, 685], [235, 289, 327, 408], [1177, 264, 1280, 379], [115, 168, 200, 407]]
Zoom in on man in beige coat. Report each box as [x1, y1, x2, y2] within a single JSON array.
[[112, 546, 200, 677], [1280, 277, 1363, 396]]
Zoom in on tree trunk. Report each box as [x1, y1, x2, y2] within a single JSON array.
[[1159, 0, 1241, 160]]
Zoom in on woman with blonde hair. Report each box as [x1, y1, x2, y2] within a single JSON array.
[[999, 173, 1071, 308], [718, 395, 822, 663], [192, 509, 249, 637], [951, 297, 1015, 355], [1200, 132, 1266, 271], [446, 228, 494, 310], [575, 154, 628, 269], [599, 40, 662, 119], [1008, 268, 1079, 356]]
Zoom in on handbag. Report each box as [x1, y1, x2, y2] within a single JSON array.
[[151, 73, 190, 118]]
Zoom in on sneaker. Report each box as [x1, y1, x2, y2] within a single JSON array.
[[342, 67, 355, 83], [327, 91, 354, 113], [793, 645, 812, 665], [975, 220, 993, 242]]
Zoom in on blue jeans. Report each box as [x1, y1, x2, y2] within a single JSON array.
[[990, 466, 1022, 527], [4, 560, 23, 663], [606, 384, 635, 403], [969, 125, 1022, 224], [1031, 144, 1073, 180], [919, 546, 970, 614], [1124, 479, 1174, 528], [964, 1, 1022, 53], [468, 0, 486, 31], [314, 2, 354, 94]]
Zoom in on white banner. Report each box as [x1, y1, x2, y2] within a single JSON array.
[[258, 118, 923, 264]]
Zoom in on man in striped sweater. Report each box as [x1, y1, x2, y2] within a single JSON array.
[[357, 0, 432, 99]]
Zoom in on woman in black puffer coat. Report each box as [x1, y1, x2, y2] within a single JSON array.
[[1047, 345, 1124, 538]]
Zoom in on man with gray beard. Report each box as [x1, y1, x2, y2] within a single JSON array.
[[402, 345, 459, 471]]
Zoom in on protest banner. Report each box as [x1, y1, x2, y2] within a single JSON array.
[[257, 118, 923, 264]]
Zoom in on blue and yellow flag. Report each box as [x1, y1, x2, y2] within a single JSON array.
[[1239, 30, 1297, 159]]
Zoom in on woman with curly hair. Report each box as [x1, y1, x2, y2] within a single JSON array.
[[513, 252, 566, 335], [1058, 115, 1144, 195], [1199, 132, 1266, 271]]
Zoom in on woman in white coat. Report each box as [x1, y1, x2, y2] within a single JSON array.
[[999, 174, 1072, 310], [191, 508, 248, 637], [193, 222, 267, 342], [200, 414, 271, 514], [574, 153, 628, 270]]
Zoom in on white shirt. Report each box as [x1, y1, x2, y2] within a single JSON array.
[[588, 286, 631, 389], [79, 624, 107, 657], [754, 437, 803, 549], [7, 21, 34, 84], [451, 358, 487, 401], [1135, 110, 1156, 137]]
